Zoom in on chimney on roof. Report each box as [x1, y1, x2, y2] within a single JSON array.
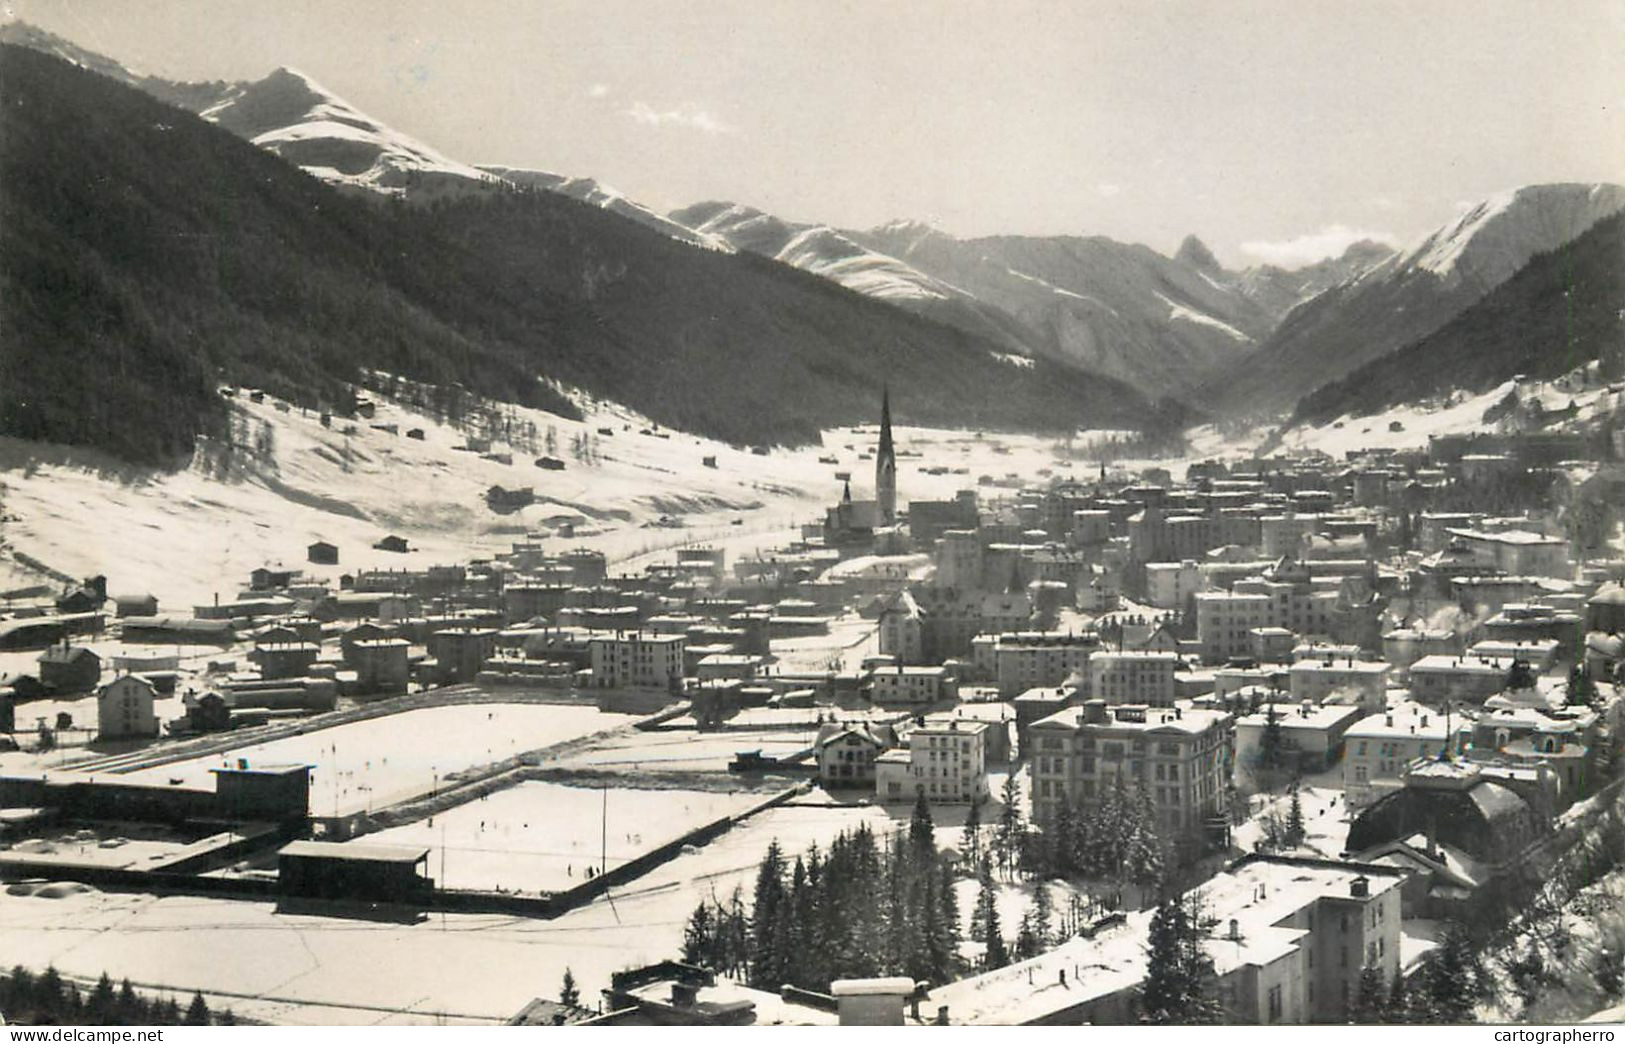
[[1350, 875, 1370, 898], [935, 1006, 950, 1026]]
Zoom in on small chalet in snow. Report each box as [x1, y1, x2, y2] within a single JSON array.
[[38, 645, 102, 695], [307, 541, 339, 565]]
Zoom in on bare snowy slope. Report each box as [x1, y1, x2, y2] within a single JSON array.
[[671, 201, 1042, 357], [852, 222, 1280, 406], [201, 67, 500, 198]]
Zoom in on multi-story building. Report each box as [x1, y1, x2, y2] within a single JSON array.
[[816, 723, 892, 789], [1144, 560, 1202, 610], [875, 716, 990, 803], [97, 674, 159, 740], [866, 664, 956, 705], [879, 587, 1033, 664], [1468, 700, 1602, 809], [1382, 628, 1461, 672], [1407, 654, 1514, 705], [993, 631, 1098, 698], [1089, 651, 1181, 707], [1443, 528, 1570, 578], [1027, 699, 1232, 847], [1287, 659, 1390, 711], [1235, 701, 1365, 779], [1342, 702, 1458, 808], [1194, 591, 1272, 663], [922, 856, 1403, 1025], [587, 632, 686, 691]]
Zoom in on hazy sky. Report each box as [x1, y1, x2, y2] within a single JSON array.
[[8, 0, 1623, 267]]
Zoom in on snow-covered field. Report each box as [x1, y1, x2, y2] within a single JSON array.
[[0, 385, 1089, 612], [552, 725, 817, 773], [111, 703, 629, 817], [0, 801, 899, 1025], [358, 781, 766, 893]]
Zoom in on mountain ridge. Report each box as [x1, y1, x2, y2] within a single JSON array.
[[1211, 182, 1625, 416], [0, 43, 1165, 464]]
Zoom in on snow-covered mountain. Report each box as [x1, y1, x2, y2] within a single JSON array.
[[0, 22, 711, 237], [200, 67, 500, 198], [670, 202, 1041, 356], [1228, 239, 1397, 319], [1213, 182, 1625, 415], [669, 199, 1389, 407], [847, 222, 1283, 405]]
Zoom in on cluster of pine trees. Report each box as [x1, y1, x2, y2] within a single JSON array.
[[0, 967, 233, 1026], [1347, 923, 1487, 1024], [1020, 777, 1168, 892], [683, 798, 963, 992]]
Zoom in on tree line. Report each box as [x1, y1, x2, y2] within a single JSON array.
[[683, 797, 963, 991], [0, 967, 233, 1026]]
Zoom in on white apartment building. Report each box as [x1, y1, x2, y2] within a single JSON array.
[[876, 717, 991, 803], [1342, 702, 1457, 808], [1090, 650, 1181, 707]]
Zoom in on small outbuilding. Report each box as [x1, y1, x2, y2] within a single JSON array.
[[39, 645, 102, 695], [307, 541, 339, 565], [277, 840, 432, 903]]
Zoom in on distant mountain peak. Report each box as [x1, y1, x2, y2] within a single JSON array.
[[1175, 234, 1223, 273]]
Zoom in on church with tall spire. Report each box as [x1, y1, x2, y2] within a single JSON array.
[[875, 386, 897, 526]]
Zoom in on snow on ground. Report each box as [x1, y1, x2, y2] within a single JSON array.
[[768, 612, 882, 674], [359, 781, 766, 893], [0, 802, 897, 1025], [1154, 292, 1251, 344], [552, 725, 816, 773], [111, 703, 629, 817], [1231, 785, 1352, 860], [0, 386, 1091, 614], [1182, 367, 1620, 467]]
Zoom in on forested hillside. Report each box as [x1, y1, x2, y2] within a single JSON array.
[[0, 46, 1159, 464], [1293, 211, 1625, 425]]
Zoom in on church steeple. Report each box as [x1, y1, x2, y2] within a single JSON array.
[[875, 385, 897, 525]]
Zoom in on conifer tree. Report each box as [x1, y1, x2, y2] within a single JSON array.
[[88, 974, 116, 1025], [984, 899, 1009, 970], [1050, 802, 1077, 877], [909, 792, 935, 864], [184, 992, 211, 1026], [1015, 910, 1041, 959], [682, 901, 715, 966], [1033, 880, 1055, 946], [1419, 922, 1481, 1023], [749, 840, 789, 988], [1349, 964, 1388, 1023], [116, 978, 143, 1024], [972, 860, 998, 943], [1141, 898, 1221, 1023], [559, 969, 580, 1009], [996, 774, 1025, 877], [960, 800, 983, 872], [1285, 784, 1307, 848]]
